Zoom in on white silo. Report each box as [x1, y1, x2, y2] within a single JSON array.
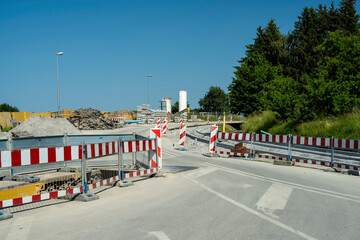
[[179, 91, 187, 112], [162, 97, 172, 113]]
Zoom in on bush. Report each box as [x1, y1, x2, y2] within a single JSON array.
[[241, 111, 278, 133]]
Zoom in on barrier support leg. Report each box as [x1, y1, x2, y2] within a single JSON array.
[[132, 132, 136, 165], [288, 134, 292, 162], [117, 138, 133, 187], [75, 142, 99, 201], [331, 136, 334, 168]]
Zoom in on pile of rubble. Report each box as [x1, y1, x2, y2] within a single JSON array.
[[68, 108, 116, 130], [10, 115, 80, 137]]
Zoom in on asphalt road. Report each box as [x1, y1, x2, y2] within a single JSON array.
[[1, 125, 360, 240]]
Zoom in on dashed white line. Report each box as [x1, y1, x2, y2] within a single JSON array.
[[256, 183, 293, 218], [149, 231, 171, 240]]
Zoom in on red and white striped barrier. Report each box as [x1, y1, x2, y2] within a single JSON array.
[[333, 138, 359, 150], [85, 141, 119, 159], [0, 139, 157, 168], [156, 118, 161, 129], [215, 151, 360, 171], [218, 116, 221, 123], [230, 115, 232, 122], [0, 145, 83, 168], [150, 128, 162, 169], [87, 168, 157, 191], [217, 132, 252, 141], [218, 132, 360, 150], [122, 139, 156, 153], [162, 117, 168, 135], [207, 116, 209, 124], [111, 117, 124, 122], [209, 125, 218, 152], [0, 187, 83, 209], [0, 168, 158, 209], [179, 117, 183, 125], [179, 123, 186, 147]]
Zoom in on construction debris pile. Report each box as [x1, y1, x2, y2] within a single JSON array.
[[68, 108, 116, 130], [10, 115, 80, 137]]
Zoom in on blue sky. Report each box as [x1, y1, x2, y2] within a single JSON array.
[[0, 0, 356, 113]]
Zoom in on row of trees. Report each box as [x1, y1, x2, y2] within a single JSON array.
[[227, 0, 360, 121]]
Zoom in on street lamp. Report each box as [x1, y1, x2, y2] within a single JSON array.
[[147, 74, 152, 106], [56, 52, 64, 115]]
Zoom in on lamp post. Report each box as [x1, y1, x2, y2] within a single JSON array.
[[147, 74, 152, 106], [56, 52, 64, 115]]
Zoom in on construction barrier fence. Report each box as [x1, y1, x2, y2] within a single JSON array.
[[212, 130, 360, 171], [0, 134, 160, 214]]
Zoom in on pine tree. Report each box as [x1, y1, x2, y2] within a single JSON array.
[[338, 0, 359, 35]]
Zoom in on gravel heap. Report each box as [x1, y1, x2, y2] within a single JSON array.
[[10, 115, 80, 137], [68, 108, 116, 130]]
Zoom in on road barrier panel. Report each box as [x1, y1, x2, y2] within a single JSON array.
[[0, 134, 159, 219], [212, 131, 360, 172], [179, 123, 187, 151], [162, 117, 168, 135]]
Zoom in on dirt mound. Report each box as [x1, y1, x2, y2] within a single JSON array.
[[10, 116, 80, 137], [108, 110, 135, 120], [68, 108, 116, 130]]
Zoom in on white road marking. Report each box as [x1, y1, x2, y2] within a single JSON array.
[[186, 176, 317, 240], [256, 183, 293, 218], [186, 166, 217, 179], [203, 162, 360, 203], [5, 216, 34, 240], [149, 231, 171, 240], [162, 150, 182, 157]]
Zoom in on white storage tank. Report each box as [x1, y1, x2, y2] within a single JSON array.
[[179, 91, 187, 113], [162, 97, 172, 113]]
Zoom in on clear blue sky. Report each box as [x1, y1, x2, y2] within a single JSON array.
[[0, 0, 356, 113]]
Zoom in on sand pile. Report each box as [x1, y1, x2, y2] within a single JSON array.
[[10, 116, 81, 137], [108, 110, 135, 120], [68, 108, 116, 130]]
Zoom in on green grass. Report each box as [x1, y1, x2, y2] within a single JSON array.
[[243, 109, 360, 139], [241, 111, 278, 133], [218, 123, 241, 133], [1, 126, 13, 132]]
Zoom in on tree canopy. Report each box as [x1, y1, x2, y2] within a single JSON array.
[[0, 103, 19, 112], [199, 86, 229, 112], [228, 0, 360, 121]]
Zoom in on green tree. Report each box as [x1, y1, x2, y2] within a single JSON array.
[[172, 101, 179, 113], [312, 31, 360, 116], [338, 0, 359, 35], [229, 53, 281, 114], [199, 86, 229, 112], [260, 76, 299, 120], [0, 103, 19, 112]]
